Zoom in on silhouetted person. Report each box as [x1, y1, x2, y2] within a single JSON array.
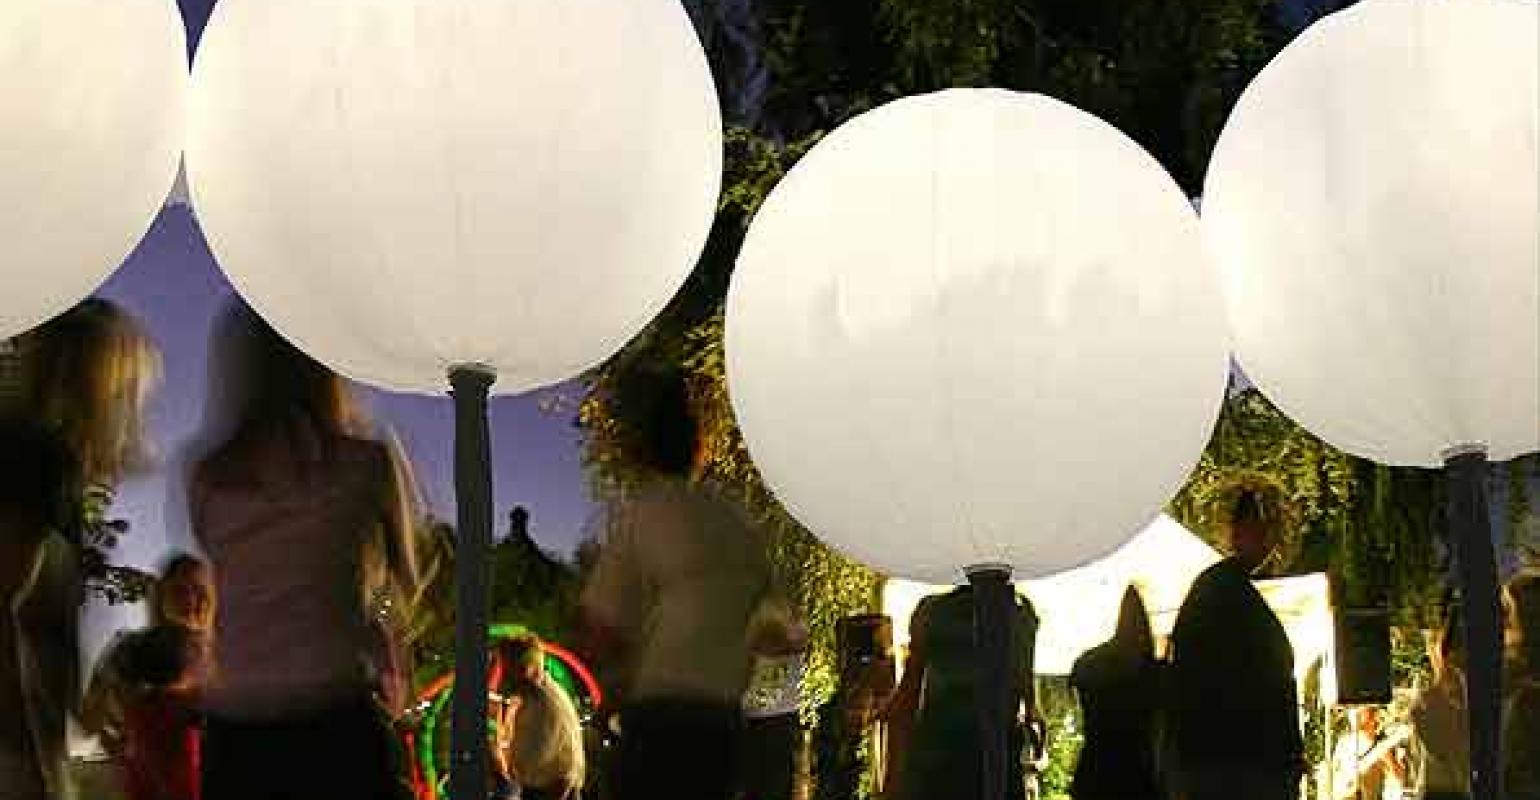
[[580, 364, 776, 800], [885, 586, 1039, 800], [191, 302, 418, 800], [1169, 490, 1304, 800], [1070, 585, 1162, 800]]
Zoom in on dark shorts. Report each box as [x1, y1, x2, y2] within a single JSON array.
[[203, 698, 411, 800], [616, 697, 744, 800]]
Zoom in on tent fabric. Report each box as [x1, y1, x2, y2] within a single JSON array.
[[883, 515, 1334, 680]]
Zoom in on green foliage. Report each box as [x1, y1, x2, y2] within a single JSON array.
[[78, 484, 154, 606], [1036, 677, 1082, 800]]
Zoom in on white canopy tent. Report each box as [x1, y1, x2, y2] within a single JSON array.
[[883, 514, 1335, 692]]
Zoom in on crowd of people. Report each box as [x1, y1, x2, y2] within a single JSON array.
[[0, 295, 1537, 800]]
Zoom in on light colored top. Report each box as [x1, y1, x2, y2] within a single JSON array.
[[505, 674, 585, 791], [743, 653, 804, 719], [582, 482, 771, 705], [195, 438, 387, 717]]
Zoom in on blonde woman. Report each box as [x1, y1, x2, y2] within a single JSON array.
[[1, 298, 162, 800], [190, 302, 418, 800]]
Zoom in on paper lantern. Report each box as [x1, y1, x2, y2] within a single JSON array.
[[727, 89, 1229, 585], [1203, 0, 1539, 468], [0, 0, 186, 338], [187, 0, 721, 396]]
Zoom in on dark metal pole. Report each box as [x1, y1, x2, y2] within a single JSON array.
[[968, 563, 1015, 800], [1445, 446, 1502, 800], [450, 364, 496, 800]]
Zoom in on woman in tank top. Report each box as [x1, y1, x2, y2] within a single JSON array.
[[190, 302, 418, 800]]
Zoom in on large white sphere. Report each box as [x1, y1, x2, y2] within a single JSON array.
[[187, 0, 721, 394], [727, 90, 1229, 583], [0, 0, 186, 338], [1203, 0, 1539, 467]]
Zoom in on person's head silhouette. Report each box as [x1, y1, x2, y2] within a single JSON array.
[[1228, 489, 1276, 574], [1114, 584, 1155, 661], [611, 364, 698, 480]]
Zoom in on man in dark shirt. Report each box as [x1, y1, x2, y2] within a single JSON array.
[[1169, 491, 1305, 800]]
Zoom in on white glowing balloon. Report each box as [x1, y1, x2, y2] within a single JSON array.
[[187, 0, 721, 394], [727, 89, 1229, 584], [1203, 0, 1539, 467], [0, 0, 186, 338]]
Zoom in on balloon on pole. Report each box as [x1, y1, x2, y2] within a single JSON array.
[[727, 88, 1229, 800], [1203, 2, 1538, 798], [187, 2, 721, 798]]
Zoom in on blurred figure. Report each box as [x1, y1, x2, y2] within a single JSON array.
[[83, 554, 215, 767], [1410, 611, 1469, 800], [115, 624, 205, 800], [1330, 706, 1409, 800], [190, 302, 418, 800], [2, 298, 161, 800], [580, 364, 775, 800], [0, 420, 79, 800], [1169, 489, 1304, 800], [1503, 574, 1540, 799], [884, 585, 1040, 800], [1069, 585, 1162, 800], [490, 635, 585, 800]]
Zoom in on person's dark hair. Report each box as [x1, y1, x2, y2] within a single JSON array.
[[1232, 488, 1268, 528], [0, 417, 80, 542], [120, 624, 195, 689], [609, 364, 697, 478], [1113, 585, 1155, 663], [200, 300, 364, 475]]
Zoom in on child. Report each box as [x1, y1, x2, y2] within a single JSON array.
[[117, 624, 204, 800]]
